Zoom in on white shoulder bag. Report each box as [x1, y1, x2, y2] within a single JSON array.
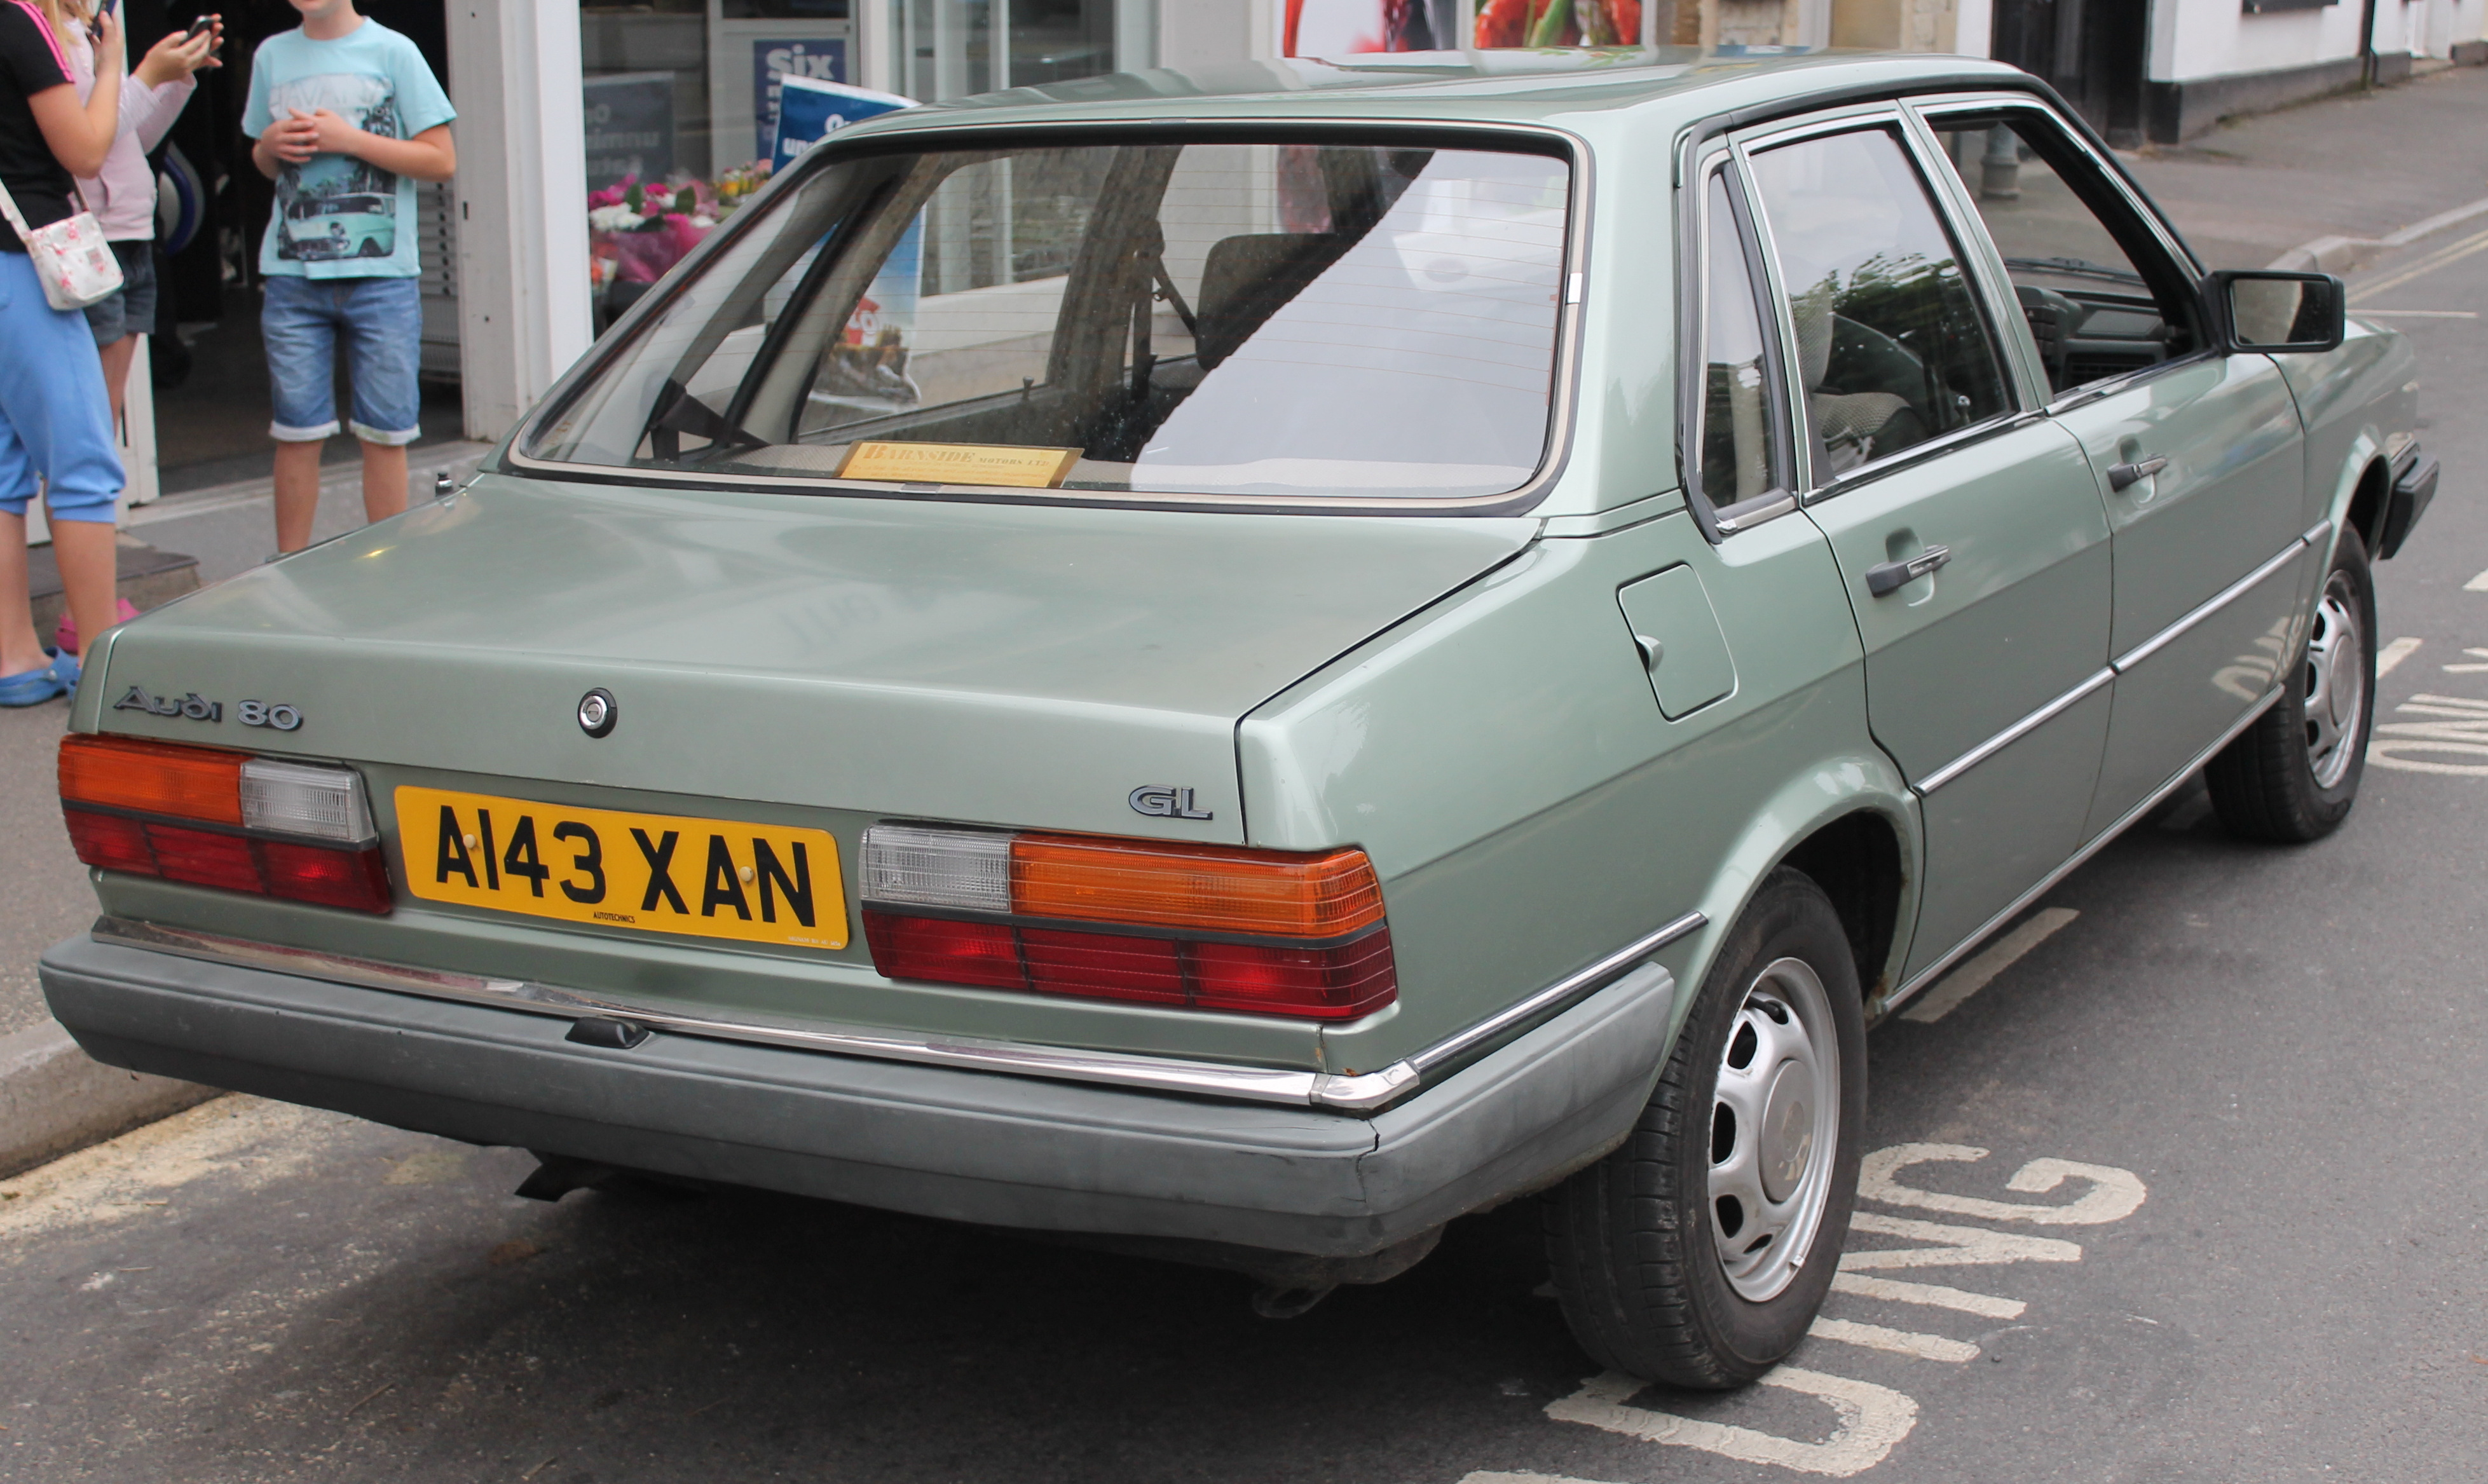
[[0, 177, 121, 311]]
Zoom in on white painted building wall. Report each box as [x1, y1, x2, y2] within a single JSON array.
[[2148, 0, 2373, 83]]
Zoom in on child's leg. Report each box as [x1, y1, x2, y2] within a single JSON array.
[[263, 276, 342, 552], [44, 515, 120, 662], [0, 253, 123, 669], [339, 277, 424, 526]]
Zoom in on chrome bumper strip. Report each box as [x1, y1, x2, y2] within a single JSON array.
[[88, 911, 1702, 1116]]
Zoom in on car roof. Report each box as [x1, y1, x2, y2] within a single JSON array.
[[836, 48, 2035, 142]]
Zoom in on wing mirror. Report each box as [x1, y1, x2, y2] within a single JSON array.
[[2203, 269, 2346, 354]]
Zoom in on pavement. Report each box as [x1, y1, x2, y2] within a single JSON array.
[[2124, 62, 2488, 272], [3, 64, 2488, 1483], [0, 443, 493, 1174]]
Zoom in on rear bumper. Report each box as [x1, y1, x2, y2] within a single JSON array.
[[39, 931, 1672, 1258]]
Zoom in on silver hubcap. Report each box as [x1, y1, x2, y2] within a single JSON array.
[[1708, 957, 1841, 1303], [2303, 573, 2366, 790]]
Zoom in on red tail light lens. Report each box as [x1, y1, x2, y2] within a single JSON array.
[[863, 908, 1397, 1022], [144, 820, 260, 889], [258, 838, 395, 913], [1189, 930, 1398, 1019], [862, 913, 1024, 990], [1020, 927, 1186, 1005], [62, 809, 153, 873], [59, 735, 393, 915]]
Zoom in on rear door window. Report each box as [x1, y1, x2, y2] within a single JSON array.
[[1744, 126, 2014, 482]]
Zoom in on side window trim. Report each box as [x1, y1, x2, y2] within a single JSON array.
[[1680, 144, 1801, 539], [1730, 112, 2028, 504]]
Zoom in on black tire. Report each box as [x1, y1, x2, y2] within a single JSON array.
[[1543, 868, 1868, 1388], [2206, 528, 2376, 843]]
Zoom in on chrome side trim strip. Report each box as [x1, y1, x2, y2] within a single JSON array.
[[1712, 492, 1800, 535], [1917, 667, 2114, 795], [1916, 524, 2327, 798], [2111, 534, 2313, 676], [1407, 911, 1707, 1079], [1881, 682, 2285, 1016], [2300, 518, 2334, 549], [89, 910, 1703, 1116]]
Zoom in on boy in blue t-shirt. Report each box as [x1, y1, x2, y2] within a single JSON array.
[[243, 0, 455, 552]]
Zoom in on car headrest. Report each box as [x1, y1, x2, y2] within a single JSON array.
[[1194, 233, 1337, 369], [1789, 276, 1838, 393]]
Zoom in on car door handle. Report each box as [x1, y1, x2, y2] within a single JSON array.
[[1865, 545, 1951, 597], [2106, 456, 2168, 492]]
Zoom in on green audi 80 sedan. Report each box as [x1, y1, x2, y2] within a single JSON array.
[[42, 48, 2438, 1386]]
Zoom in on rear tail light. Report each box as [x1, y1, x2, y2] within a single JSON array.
[[59, 735, 393, 914], [859, 826, 1396, 1022]]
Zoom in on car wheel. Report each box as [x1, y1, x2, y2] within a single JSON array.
[[2206, 527, 2375, 843], [1543, 867, 1866, 1388]]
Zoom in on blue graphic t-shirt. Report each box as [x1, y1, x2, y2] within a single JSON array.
[[242, 20, 454, 280]]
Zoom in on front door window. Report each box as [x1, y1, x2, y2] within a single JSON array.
[[1921, 114, 2198, 396]]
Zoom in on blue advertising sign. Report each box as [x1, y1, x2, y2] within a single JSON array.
[[767, 73, 913, 170], [750, 39, 847, 163]]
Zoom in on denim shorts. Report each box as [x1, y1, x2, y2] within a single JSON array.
[[0, 252, 123, 522], [261, 273, 424, 445], [83, 242, 158, 346]]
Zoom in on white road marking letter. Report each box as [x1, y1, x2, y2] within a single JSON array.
[[1830, 1272, 2028, 1319], [2370, 695, 2488, 774], [1538, 1368, 1919, 1478], [2443, 647, 2488, 674], [1807, 1317, 1979, 1363], [1841, 1211, 2084, 1270], [1901, 908, 2079, 1023], [1859, 1144, 2147, 1225], [2466, 569, 2488, 592], [2374, 636, 2422, 676]]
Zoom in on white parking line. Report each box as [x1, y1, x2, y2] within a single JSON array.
[[1806, 1317, 1979, 1363], [2375, 636, 2423, 676], [2369, 693, 2488, 775], [1491, 1149, 2150, 1481], [2444, 648, 2488, 674], [1899, 908, 2079, 1024], [2467, 569, 2488, 592], [1534, 1367, 1920, 1478], [1829, 1272, 2027, 1319]]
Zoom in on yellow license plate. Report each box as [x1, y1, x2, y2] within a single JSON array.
[[396, 787, 849, 950]]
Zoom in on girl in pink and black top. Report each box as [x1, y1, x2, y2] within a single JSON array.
[[0, 0, 121, 705], [47, 4, 221, 430]]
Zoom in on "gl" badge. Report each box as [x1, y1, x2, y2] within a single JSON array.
[[1127, 785, 1213, 820]]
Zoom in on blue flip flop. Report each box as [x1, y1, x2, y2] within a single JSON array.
[[50, 646, 81, 695], [0, 651, 65, 707]]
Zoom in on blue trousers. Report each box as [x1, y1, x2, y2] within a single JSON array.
[[0, 252, 122, 522]]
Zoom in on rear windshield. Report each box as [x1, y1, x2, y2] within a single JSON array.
[[522, 134, 1573, 503]]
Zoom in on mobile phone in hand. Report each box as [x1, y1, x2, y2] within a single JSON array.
[[185, 17, 212, 39]]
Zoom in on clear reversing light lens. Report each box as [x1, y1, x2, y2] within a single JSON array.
[[238, 758, 375, 843], [861, 824, 1011, 913]]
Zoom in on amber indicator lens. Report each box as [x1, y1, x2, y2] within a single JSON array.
[[1009, 834, 1385, 937], [58, 735, 248, 824]]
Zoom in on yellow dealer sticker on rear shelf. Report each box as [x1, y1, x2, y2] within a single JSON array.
[[835, 440, 1084, 488], [395, 787, 849, 950]]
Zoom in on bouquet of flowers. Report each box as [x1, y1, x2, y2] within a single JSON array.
[[587, 175, 725, 287]]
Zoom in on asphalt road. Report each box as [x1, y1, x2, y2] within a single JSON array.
[[6, 130, 2488, 1484]]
